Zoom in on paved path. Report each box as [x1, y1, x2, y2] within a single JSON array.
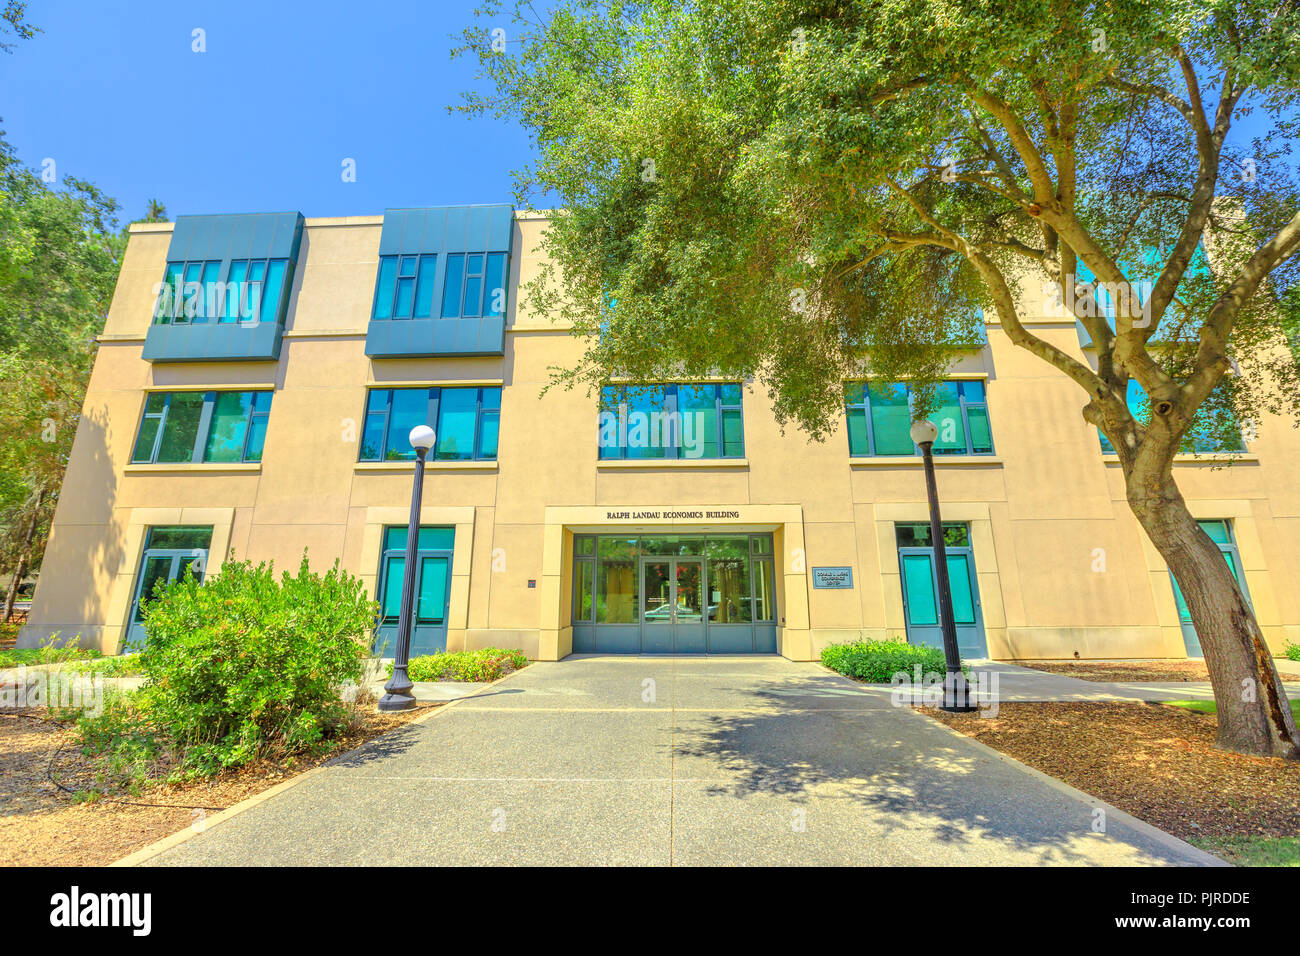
[[140, 656, 1219, 866], [958, 659, 1300, 703]]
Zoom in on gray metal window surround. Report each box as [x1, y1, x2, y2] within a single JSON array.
[[142, 212, 305, 363], [364, 204, 513, 358]]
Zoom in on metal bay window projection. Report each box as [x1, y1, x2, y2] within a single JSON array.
[[143, 212, 304, 363], [1097, 379, 1246, 455], [365, 205, 513, 357], [360, 387, 500, 462], [131, 391, 272, 464], [846, 380, 993, 457], [598, 384, 744, 460]]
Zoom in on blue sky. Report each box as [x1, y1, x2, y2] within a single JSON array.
[[0, 0, 535, 223]]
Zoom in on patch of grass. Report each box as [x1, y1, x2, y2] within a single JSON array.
[[821, 638, 964, 684], [386, 647, 529, 683], [1189, 835, 1300, 867], [1165, 699, 1300, 719], [0, 637, 100, 669], [63, 654, 143, 677]]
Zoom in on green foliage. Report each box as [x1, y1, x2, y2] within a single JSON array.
[[74, 690, 170, 792], [459, 0, 1300, 445], [387, 647, 529, 683], [0, 1, 39, 53], [1285, 642, 1300, 662], [133, 555, 378, 776], [0, 634, 98, 668], [821, 638, 953, 683], [0, 127, 126, 580], [64, 653, 143, 677]]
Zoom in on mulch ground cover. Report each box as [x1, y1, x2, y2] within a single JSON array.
[[1008, 659, 1300, 683], [0, 701, 440, 866], [923, 701, 1300, 843]]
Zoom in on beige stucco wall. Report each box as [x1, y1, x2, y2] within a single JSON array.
[[21, 212, 1300, 660]]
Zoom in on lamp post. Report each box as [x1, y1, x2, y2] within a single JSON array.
[[378, 424, 436, 712], [909, 419, 977, 714]]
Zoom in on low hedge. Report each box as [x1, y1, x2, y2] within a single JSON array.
[[387, 648, 528, 683], [821, 638, 958, 683]]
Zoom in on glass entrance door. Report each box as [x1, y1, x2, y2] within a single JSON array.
[[1170, 520, 1251, 658], [126, 525, 213, 650], [640, 558, 706, 653], [897, 548, 986, 658], [673, 559, 706, 652], [373, 526, 454, 658]]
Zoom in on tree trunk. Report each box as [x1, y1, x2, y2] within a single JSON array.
[[2, 489, 45, 623], [1128, 474, 1299, 759]]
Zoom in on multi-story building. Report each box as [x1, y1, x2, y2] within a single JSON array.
[[19, 205, 1300, 661]]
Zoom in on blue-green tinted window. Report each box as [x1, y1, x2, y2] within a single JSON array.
[[441, 252, 508, 318], [372, 254, 437, 320], [384, 526, 456, 552], [846, 380, 992, 456], [359, 387, 502, 462], [598, 383, 744, 460], [1098, 380, 1245, 454], [130, 390, 274, 464], [153, 258, 290, 326]]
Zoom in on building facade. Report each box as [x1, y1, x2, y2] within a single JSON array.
[[20, 205, 1300, 661]]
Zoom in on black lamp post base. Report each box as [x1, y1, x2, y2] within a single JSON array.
[[939, 671, 979, 714], [377, 692, 417, 712]]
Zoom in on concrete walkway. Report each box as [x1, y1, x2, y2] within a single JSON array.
[[136, 656, 1219, 866], [955, 659, 1300, 704]]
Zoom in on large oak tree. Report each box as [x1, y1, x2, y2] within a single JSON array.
[[460, 0, 1300, 757]]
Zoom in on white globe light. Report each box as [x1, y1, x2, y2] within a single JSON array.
[[409, 424, 436, 451], [909, 419, 939, 446]]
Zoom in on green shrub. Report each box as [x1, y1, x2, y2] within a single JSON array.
[[821, 638, 957, 683], [387, 647, 529, 683], [1286, 642, 1300, 662], [74, 690, 169, 792], [134, 555, 377, 776]]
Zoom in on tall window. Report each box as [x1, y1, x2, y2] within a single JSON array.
[[441, 252, 508, 319], [153, 258, 289, 325], [131, 391, 272, 464], [1098, 379, 1245, 454], [372, 254, 438, 320], [360, 387, 501, 462], [846, 380, 993, 456], [598, 383, 744, 460]]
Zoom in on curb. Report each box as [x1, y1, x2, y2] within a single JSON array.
[[814, 663, 1229, 867], [109, 663, 538, 867]]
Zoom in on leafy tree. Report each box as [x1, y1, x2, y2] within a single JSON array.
[[0, 0, 38, 53], [141, 198, 167, 224], [460, 0, 1300, 757], [0, 129, 124, 618]]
